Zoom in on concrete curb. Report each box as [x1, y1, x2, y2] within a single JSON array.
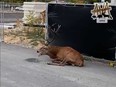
[[83, 55, 116, 67]]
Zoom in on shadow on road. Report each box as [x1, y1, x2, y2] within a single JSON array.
[[25, 58, 40, 63]]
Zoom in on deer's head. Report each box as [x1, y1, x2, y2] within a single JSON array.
[[37, 45, 49, 56]]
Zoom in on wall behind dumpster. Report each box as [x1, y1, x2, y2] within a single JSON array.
[[47, 4, 116, 60]]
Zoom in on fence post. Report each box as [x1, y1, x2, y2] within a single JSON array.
[[0, 2, 4, 42]]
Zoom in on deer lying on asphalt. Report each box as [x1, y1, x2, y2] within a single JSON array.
[[37, 45, 84, 67]]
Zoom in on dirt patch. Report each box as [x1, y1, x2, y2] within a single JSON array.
[[4, 25, 45, 49]]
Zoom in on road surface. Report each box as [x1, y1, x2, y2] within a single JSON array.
[[1, 42, 116, 87], [0, 11, 23, 22]]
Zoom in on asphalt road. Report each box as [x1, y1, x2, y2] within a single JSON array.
[[0, 11, 23, 22], [1, 42, 116, 87]]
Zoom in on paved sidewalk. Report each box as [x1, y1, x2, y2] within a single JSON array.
[[1, 42, 116, 87]]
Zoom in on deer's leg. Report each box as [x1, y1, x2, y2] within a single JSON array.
[[47, 62, 62, 66], [47, 58, 67, 66], [47, 58, 61, 65], [52, 58, 61, 63], [58, 58, 67, 66]]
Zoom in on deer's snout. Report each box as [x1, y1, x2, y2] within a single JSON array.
[[37, 50, 43, 57]]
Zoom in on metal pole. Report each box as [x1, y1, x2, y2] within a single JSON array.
[[1, 2, 4, 42]]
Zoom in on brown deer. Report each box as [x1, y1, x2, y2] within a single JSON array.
[[37, 45, 84, 67], [37, 23, 84, 67]]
